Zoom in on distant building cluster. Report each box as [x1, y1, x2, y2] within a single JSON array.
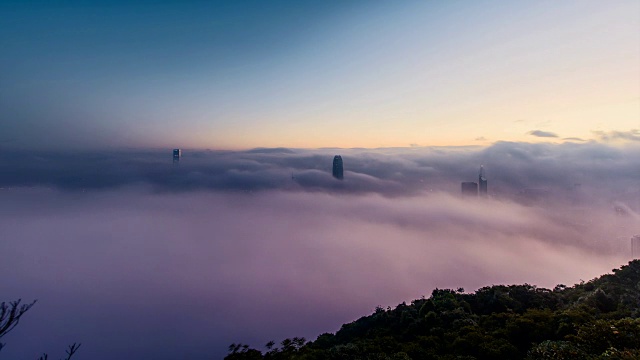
[[461, 166, 488, 197], [173, 149, 181, 163]]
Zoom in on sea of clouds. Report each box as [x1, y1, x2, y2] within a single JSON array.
[[1, 141, 639, 359]]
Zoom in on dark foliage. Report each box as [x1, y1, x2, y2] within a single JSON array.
[[226, 260, 640, 360]]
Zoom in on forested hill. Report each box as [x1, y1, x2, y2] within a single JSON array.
[[225, 260, 640, 360]]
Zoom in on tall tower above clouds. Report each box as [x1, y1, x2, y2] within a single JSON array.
[[479, 165, 487, 196], [332, 155, 344, 180], [173, 149, 182, 163]]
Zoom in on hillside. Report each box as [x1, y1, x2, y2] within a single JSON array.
[[225, 260, 640, 360]]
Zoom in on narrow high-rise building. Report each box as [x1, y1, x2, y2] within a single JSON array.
[[479, 165, 487, 196], [173, 149, 182, 162], [332, 155, 344, 179], [461, 182, 478, 196]]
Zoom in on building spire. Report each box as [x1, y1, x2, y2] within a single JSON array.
[[478, 165, 487, 196]]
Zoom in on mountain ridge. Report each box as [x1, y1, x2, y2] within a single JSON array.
[[226, 260, 640, 359]]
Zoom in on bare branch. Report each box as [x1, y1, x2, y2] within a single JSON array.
[[64, 343, 81, 360], [0, 299, 37, 339]]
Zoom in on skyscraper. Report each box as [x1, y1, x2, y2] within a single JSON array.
[[479, 165, 487, 196], [461, 182, 478, 196], [332, 155, 344, 179], [173, 149, 181, 162]]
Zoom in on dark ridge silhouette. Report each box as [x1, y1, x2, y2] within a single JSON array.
[[226, 260, 640, 359]]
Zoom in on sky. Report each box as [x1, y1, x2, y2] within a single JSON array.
[[1, 1, 640, 359], [1, 0, 639, 149]]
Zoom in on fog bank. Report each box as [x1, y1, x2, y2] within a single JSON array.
[[0, 186, 636, 359]]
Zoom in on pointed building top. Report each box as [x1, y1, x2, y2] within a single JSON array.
[[478, 165, 487, 196]]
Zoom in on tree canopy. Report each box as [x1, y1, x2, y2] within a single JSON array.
[[226, 260, 640, 360]]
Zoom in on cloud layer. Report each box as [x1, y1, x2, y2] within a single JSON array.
[[2, 142, 640, 205], [594, 129, 640, 143], [528, 130, 559, 138], [1, 142, 639, 359]]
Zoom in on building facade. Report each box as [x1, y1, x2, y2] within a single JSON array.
[[479, 166, 487, 196], [332, 155, 344, 179]]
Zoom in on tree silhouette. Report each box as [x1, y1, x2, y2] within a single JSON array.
[[224, 260, 640, 360], [37, 343, 82, 360], [0, 299, 80, 359], [0, 299, 37, 352]]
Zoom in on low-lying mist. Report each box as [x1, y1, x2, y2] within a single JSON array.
[[0, 141, 639, 359]]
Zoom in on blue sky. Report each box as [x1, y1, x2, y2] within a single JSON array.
[[2, 0, 638, 149]]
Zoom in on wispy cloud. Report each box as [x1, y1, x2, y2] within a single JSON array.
[[528, 130, 558, 138], [593, 129, 640, 142]]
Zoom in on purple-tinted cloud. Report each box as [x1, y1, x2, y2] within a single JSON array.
[[1, 141, 640, 359], [1, 142, 640, 205], [0, 187, 638, 359]]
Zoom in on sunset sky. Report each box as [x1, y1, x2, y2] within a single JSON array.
[[2, 2, 640, 359], [2, 0, 638, 149]]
